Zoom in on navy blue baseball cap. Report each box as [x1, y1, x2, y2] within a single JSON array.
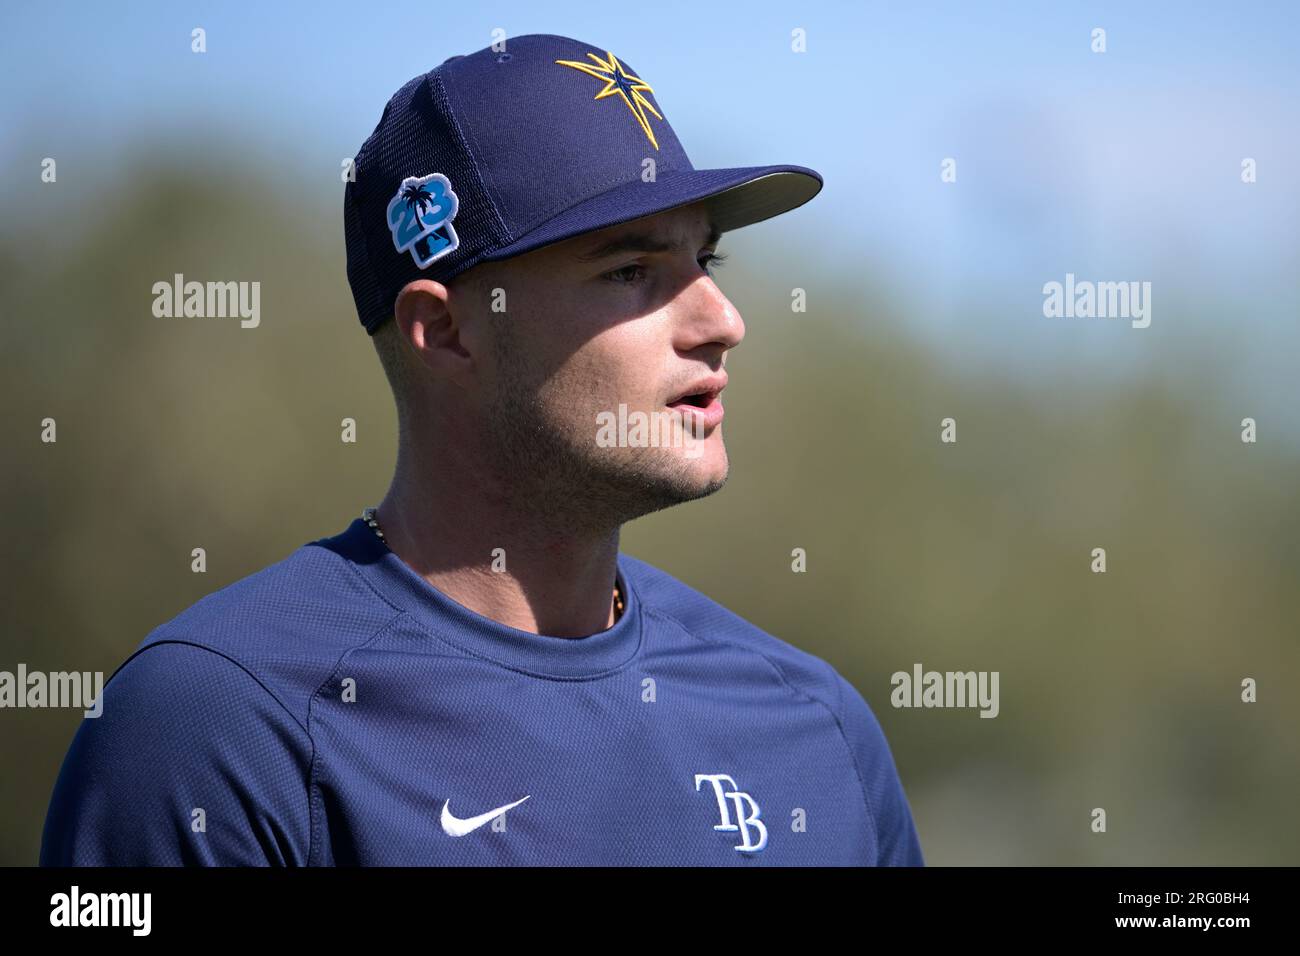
[[344, 33, 823, 334]]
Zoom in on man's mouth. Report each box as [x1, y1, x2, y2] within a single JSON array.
[[670, 390, 715, 409], [665, 376, 727, 429]]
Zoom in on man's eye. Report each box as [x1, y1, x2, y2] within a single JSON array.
[[604, 253, 727, 285], [700, 252, 728, 276], [605, 263, 646, 284]]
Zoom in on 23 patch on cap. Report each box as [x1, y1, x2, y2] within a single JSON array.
[[386, 173, 460, 268]]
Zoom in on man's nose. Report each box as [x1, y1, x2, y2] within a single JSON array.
[[675, 274, 745, 353]]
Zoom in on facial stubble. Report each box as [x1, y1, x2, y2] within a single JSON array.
[[482, 317, 727, 534]]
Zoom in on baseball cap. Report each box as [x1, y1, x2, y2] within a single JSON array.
[[344, 33, 823, 334]]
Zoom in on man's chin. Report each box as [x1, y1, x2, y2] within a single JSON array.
[[652, 449, 730, 502], [664, 465, 729, 503], [624, 470, 729, 520], [584, 447, 730, 522]]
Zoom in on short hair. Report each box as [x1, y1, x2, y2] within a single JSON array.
[[371, 316, 417, 432]]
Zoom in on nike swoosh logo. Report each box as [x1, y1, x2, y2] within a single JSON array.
[[440, 795, 531, 837]]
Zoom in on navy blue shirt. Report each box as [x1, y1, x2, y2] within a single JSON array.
[[41, 518, 923, 866]]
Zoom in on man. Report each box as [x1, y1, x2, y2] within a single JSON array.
[[41, 34, 923, 865]]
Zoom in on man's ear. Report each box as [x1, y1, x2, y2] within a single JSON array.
[[394, 279, 475, 386]]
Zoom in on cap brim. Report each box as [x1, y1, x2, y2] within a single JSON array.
[[479, 164, 822, 263]]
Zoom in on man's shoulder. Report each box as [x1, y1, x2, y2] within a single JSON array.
[[124, 528, 401, 723], [615, 554, 925, 866], [618, 552, 851, 715]]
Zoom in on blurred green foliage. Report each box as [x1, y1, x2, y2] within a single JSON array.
[[2, 152, 1297, 865]]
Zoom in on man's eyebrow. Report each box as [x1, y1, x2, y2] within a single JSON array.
[[572, 223, 723, 262]]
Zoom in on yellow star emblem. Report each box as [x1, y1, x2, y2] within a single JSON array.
[[554, 50, 664, 150]]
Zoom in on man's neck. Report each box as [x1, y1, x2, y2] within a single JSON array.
[[374, 470, 622, 638]]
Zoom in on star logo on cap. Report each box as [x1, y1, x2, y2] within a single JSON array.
[[555, 50, 664, 150]]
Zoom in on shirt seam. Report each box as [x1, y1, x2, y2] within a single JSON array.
[[109, 639, 317, 866], [303, 610, 408, 866], [297, 542, 416, 865], [640, 604, 883, 858], [433, 69, 514, 240]]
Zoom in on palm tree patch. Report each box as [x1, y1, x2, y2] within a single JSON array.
[[386, 173, 460, 268]]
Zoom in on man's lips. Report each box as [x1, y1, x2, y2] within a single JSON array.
[[666, 375, 727, 430], [667, 392, 724, 430]]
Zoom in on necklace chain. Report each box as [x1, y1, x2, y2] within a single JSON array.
[[361, 507, 624, 620]]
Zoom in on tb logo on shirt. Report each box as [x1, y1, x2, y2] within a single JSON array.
[[694, 773, 767, 852]]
